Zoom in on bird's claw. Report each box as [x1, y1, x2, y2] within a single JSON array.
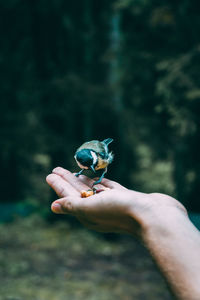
[[92, 178, 103, 186], [75, 169, 84, 177]]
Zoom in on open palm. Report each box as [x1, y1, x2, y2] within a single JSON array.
[[46, 167, 144, 234]]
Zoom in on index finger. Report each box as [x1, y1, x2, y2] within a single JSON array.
[[94, 177, 127, 190], [75, 174, 105, 191], [52, 167, 90, 192], [46, 173, 80, 197]]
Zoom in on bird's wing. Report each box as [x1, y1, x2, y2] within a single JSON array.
[[76, 140, 105, 153]]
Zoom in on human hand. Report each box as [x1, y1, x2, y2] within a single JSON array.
[[46, 167, 187, 238], [46, 168, 200, 300]]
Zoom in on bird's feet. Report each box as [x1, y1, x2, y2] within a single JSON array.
[[92, 178, 103, 186], [92, 168, 107, 186], [75, 169, 84, 177]]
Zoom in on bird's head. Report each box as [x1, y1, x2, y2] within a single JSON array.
[[74, 149, 98, 172]]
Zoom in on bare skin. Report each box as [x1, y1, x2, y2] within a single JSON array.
[[46, 167, 200, 300]]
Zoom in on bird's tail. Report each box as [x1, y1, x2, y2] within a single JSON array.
[[108, 152, 114, 164], [103, 138, 113, 146]]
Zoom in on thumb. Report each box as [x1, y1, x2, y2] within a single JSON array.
[[51, 193, 103, 215], [51, 197, 79, 214]]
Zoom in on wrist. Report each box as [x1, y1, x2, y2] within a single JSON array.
[[142, 205, 189, 242], [127, 191, 188, 239], [137, 197, 200, 300], [143, 205, 190, 250], [127, 192, 200, 300]]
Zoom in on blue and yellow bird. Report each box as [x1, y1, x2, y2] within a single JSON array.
[[74, 138, 114, 186]]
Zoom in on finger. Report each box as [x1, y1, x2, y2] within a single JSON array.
[[51, 193, 99, 215], [51, 194, 109, 218], [76, 174, 125, 191], [72, 174, 93, 187], [46, 174, 79, 198], [51, 196, 82, 214], [77, 174, 105, 190], [52, 190, 114, 216], [52, 167, 90, 192], [93, 177, 127, 190]]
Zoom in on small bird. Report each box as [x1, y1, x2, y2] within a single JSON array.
[[74, 138, 114, 186]]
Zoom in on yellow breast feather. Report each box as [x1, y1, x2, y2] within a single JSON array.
[[95, 156, 109, 170]]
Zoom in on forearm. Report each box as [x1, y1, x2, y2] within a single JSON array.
[[142, 206, 200, 300]]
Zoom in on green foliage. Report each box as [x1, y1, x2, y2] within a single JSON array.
[[0, 216, 171, 299]]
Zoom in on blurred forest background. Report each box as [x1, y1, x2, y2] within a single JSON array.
[[0, 0, 200, 299], [1, 0, 200, 212]]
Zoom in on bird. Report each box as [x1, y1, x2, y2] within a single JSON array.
[[74, 138, 114, 186]]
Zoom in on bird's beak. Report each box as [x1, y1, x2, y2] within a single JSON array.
[[90, 165, 96, 173]]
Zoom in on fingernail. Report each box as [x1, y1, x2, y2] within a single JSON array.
[[51, 202, 62, 213]]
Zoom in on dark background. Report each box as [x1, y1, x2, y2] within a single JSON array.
[[1, 0, 200, 212], [0, 1, 200, 299]]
